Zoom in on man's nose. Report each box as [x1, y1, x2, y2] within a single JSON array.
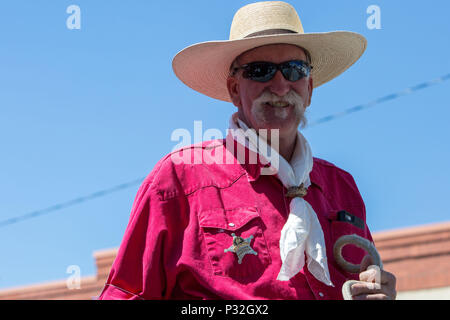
[[267, 70, 292, 97]]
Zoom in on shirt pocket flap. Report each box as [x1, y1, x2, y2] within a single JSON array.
[[326, 207, 369, 277], [198, 206, 260, 231], [327, 209, 365, 230]]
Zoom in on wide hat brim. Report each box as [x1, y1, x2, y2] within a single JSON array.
[[172, 31, 367, 102]]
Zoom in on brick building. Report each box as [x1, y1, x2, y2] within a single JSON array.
[[1, 221, 449, 300]]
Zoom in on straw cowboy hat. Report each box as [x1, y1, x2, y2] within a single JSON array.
[[172, 1, 367, 102]]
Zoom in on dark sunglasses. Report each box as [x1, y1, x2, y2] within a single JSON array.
[[232, 60, 312, 82]]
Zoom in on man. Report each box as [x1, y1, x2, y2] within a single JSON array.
[[98, 1, 396, 300]]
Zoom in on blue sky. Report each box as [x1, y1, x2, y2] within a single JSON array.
[[0, 0, 449, 289]]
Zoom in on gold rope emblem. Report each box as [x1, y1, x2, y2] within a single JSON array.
[[285, 183, 308, 198]]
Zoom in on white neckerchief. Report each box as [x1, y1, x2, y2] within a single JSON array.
[[228, 112, 333, 286]]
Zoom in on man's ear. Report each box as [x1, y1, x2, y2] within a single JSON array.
[[227, 76, 241, 107], [306, 76, 313, 107]]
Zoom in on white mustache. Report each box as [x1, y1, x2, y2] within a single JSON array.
[[254, 90, 304, 107]]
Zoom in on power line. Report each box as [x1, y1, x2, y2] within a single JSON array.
[[306, 73, 450, 127], [0, 177, 145, 228], [1, 73, 449, 228]]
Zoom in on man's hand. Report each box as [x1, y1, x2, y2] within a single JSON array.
[[350, 255, 397, 300]]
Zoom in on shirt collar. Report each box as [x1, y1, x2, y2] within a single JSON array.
[[223, 137, 324, 193], [241, 151, 324, 193]]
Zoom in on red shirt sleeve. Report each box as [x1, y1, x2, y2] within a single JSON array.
[[98, 155, 187, 300], [97, 179, 166, 299]]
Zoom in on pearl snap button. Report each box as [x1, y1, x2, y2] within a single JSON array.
[[228, 222, 235, 227], [319, 292, 324, 297]]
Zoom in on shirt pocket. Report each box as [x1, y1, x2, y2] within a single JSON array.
[[198, 206, 271, 282], [327, 205, 369, 278]]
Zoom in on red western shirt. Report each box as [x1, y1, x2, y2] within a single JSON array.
[[98, 138, 374, 300]]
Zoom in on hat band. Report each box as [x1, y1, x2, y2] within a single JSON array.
[[242, 29, 311, 63], [244, 29, 298, 38]]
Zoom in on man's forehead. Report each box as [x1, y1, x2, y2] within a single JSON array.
[[237, 43, 307, 63]]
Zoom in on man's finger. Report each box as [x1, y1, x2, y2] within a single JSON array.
[[350, 282, 397, 300], [350, 281, 381, 296], [359, 265, 381, 282], [352, 293, 391, 300], [361, 268, 396, 284]]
